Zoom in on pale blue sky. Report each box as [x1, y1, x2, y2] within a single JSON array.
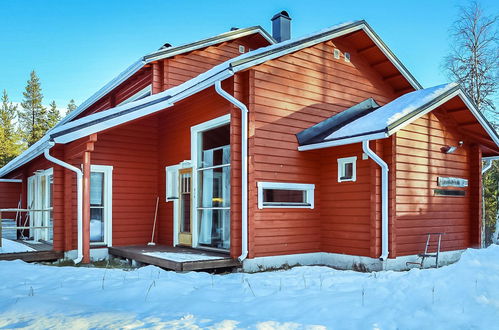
[[1, 0, 498, 111]]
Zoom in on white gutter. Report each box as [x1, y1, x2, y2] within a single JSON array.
[[362, 140, 389, 261], [214, 80, 249, 262], [44, 143, 84, 264]]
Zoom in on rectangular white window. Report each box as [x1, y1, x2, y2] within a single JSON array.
[[338, 156, 357, 182], [90, 165, 113, 245], [257, 182, 315, 209]]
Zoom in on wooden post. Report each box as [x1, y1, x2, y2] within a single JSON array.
[[82, 150, 91, 263]]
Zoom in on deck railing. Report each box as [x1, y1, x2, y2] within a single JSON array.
[[0, 209, 52, 248]]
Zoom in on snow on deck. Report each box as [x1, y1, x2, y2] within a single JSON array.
[[1, 246, 499, 328], [0, 238, 35, 254], [143, 251, 225, 262]]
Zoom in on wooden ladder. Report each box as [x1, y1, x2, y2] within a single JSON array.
[[406, 233, 445, 269]]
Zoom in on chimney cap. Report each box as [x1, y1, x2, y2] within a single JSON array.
[[230, 27, 239, 31], [271, 10, 291, 21], [159, 43, 172, 50]]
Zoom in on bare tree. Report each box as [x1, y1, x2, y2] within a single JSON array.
[[443, 1, 499, 119]]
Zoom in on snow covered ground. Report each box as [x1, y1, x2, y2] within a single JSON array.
[[0, 246, 498, 329], [0, 238, 35, 254]]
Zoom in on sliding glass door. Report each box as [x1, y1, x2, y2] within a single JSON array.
[[196, 122, 231, 250]]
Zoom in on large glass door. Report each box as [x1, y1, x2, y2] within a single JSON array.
[[196, 123, 231, 250]]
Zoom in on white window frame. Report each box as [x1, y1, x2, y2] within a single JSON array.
[[337, 156, 357, 182], [117, 85, 152, 106], [165, 160, 191, 247], [190, 114, 231, 248], [257, 182, 315, 209], [28, 168, 53, 241], [90, 165, 113, 246]]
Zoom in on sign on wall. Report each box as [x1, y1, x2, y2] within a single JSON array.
[[437, 177, 468, 188]]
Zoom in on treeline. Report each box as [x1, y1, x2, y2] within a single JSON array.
[[0, 70, 78, 167]]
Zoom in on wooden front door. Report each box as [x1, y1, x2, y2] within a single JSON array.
[[178, 168, 192, 246]]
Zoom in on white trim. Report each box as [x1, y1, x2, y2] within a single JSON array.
[[257, 182, 315, 209], [0, 179, 22, 183], [190, 114, 231, 248], [298, 132, 387, 151], [166, 160, 191, 247], [117, 85, 152, 106], [363, 140, 389, 261], [337, 156, 357, 182], [90, 165, 113, 247], [242, 250, 464, 272]]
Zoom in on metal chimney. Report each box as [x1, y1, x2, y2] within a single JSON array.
[[271, 11, 291, 42]]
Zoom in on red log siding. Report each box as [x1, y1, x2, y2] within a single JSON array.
[[319, 144, 371, 257], [395, 112, 473, 256], [0, 181, 22, 222], [248, 38, 397, 258], [156, 87, 232, 248]]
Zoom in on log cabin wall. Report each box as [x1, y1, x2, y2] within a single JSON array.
[[248, 38, 398, 258], [394, 112, 473, 256]]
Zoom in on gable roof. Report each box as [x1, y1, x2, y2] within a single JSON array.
[[297, 83, 499, 153], [56, 26, 275, 128], [0, 20, 432, 177]]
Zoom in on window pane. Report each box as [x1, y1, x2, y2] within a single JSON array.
[[198, 209, 230, 249], [90, 208, 104, 242], [343, 163, 353, 179], [263, 189, 306, 204], [90, 172, 104, 206], [199, 167, 231, 208], [201, 124, 230, 168]]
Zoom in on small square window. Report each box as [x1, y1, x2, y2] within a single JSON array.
[[344, 52, 351, 62], [338, 156, 357, 182], [258, 182, 315, 209], [333, 48, 341, 59]]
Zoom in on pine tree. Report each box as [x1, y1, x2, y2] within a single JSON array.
[[67, 99, 77, 114], [47, 100, 61, 128], [0, 90, 23, 167], [19, 70, 47, 146]]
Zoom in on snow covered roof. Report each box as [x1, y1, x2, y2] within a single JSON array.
[[56, 26, 274, 128], [298, 83, 499, 151], [0, 20, 430, 177]]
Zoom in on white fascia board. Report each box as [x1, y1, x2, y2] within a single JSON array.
[[386, 89, 462, 136], [385, 88, 499, 149], [145, 28, 275, 63], [233, 24, 362, 73], [0, 179, 22, 183], [298, 132, 387, 151], [53, 67, 234, 144], [0, 136, 51, 177], [457, 91, 499, 148], [484, 156, 499, 160], [361, 25, 421, 90], [56, 59, 146, 128]]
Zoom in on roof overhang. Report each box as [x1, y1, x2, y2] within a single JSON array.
[[56, 26, 274, 128], [0, 20, 426, 177], [298, 85, 499, 154]]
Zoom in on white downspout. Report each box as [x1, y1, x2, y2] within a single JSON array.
[[362, 140, 389, 261], [44, 142, 84, 264], [214, 80, 249, 262]]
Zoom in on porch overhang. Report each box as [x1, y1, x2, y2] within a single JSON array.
[[297, 83, 499, 156]]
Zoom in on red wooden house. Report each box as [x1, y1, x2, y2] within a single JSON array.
[[1, 12, 498, 271]]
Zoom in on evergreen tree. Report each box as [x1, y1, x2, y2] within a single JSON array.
[[47, 100, 61, 128], [19, 70, 47, 146], [67, 99, 77, 114], [0, 90, 23, 167]]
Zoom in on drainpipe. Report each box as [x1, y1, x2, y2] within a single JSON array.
[[362, 140, 389, 261], [214, 80, 249, 262], [44, 142, 84, 264]]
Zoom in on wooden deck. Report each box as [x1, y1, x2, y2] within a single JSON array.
[[108, 245, 240, 271], [0, 241, 63, 262]]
